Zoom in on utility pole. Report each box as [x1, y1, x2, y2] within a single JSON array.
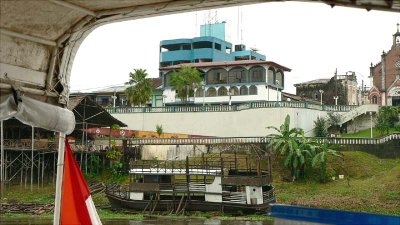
[[112, 89, 117, 108], [319, 89, 324, 105], [333, 96, 339, 106], [334, 68, 338, 105]]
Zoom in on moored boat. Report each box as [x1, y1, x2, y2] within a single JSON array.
[[106, 154, 275, 214]]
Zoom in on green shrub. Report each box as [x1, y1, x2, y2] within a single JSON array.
[[314, 116, 328, 137]]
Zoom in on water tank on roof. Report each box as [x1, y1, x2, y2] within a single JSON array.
[[235, 44, 246, 51]]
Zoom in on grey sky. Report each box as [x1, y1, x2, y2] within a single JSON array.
[[70, 2, 399, 94]]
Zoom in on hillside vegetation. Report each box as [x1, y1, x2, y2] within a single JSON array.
[[272, 151, 400, 215]]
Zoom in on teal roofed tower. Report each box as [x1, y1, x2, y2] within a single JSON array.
[[200, 22, 226, 40], [159, 22, 266, 68]]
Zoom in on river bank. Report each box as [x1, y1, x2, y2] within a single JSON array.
[[1, 151, 399, 219]]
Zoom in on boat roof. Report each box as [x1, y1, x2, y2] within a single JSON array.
[[130, 168, 221, 176]]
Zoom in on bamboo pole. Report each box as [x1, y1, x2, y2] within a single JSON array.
[[1, 120, 4, 198], [21, 152, 23, 187], [31, 126, 34, 191], [53, 133, 66, 225], [42, 152, 45, 188], [53, 152, 56, 185], [37, 150, 40, 189]]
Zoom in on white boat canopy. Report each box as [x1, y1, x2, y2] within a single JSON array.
[[0, 0, 398, 133]]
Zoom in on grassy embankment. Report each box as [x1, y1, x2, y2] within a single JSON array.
[[1, 151, 399, 219], [341, 127, 398, 138], [272, 151, 400, 216]]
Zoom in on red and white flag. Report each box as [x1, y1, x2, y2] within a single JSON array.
[[60, 140, 102, 225]]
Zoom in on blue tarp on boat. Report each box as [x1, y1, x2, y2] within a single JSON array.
[[269, 204, 400, 225]]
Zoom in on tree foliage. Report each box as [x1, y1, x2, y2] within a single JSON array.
[[268, 115, 342, 182], [156, 124, 163, 138], [125, 69, 153, 106], [170, 66, 202, 102], [376, 106, 400, 135], [314, 116, 328, 137], [267, 115, 310, 181], [327, 112, 342, 134], [311, 143, 342, 182]]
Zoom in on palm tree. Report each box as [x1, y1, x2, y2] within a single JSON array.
[[170, 66, 202, 103], [311, 142, 342, 182], [125, 69, 153, 106], [267, 115, 310, 181], [156, 124, 163, 138]]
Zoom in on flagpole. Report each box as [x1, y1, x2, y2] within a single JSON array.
[[53, 133, 66, 225]]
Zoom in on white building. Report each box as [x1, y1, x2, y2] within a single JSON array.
[[160, 60, 291, 105]]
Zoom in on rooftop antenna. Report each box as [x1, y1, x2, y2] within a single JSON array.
[[237, 7, 240, 44], [334, 68, 338, 97], [195, 12, 198, 36], [240, 10, 243, 44]]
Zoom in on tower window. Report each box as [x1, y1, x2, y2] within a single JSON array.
[[215, 43, 221, 50]]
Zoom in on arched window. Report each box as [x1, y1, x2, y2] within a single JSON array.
[[249, 66, 266, 82], [240, 86, 248, 95], [218, 86, 228, 96], [267, 68, 275, 84], [207, 87, 217, 97], [195, 87, 204, 97], [229, 86, 239, 96], [276, 70, 283, 87], [228, 67, 248, 83], [372, 95, 378, 104], [206, 68, 228, 84], [249, 85, 257, 95]]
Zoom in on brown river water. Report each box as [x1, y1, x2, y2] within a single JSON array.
[[0, 218, 274, 225]]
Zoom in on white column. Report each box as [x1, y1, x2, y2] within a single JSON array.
[[53, 133, 66, 225]]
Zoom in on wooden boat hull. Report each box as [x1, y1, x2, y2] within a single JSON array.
[[106, 192, 274, 214]]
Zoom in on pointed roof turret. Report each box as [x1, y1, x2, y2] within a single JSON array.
[[393, 23, 400, 48]]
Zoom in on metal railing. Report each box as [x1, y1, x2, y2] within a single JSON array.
[[2, 139, 104, 152], [263, 187, 275, 203], [314, 133, 400, 145], [106, 101, 360, 114], [129, 158, 238, 176], [2, 139, 58, 151], [222, 191, 247, 204], [128, 133, 400, 146], [129, 136, 269, 145]]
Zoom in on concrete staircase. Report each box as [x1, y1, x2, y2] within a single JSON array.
[[338, 104, 379, 126]]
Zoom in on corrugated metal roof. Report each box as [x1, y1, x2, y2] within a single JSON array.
[[68, 96, 126, 128], [294, 79, 331, 86]]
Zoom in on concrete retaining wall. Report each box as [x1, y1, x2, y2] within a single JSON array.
[[112, 108, 343, 137]]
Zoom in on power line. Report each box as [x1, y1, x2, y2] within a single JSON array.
[[71, 83, 126, 92]]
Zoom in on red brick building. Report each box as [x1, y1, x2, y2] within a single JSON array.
[[369, 24, 400, 106]]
